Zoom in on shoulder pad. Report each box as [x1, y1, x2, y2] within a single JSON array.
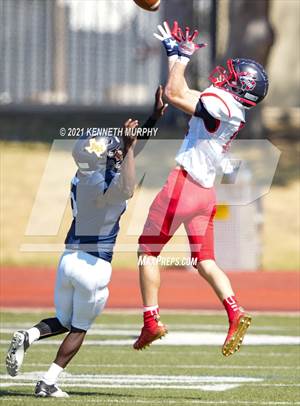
[[200, 86, 245, 122]]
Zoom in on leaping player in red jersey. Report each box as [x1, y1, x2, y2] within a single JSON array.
[[133, 21, 269, 356]]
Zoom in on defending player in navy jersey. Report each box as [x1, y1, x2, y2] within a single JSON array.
[[5, 87, 167, 398]]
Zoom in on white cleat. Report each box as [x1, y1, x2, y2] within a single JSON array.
[[6, 330, 30, 376], [35, 380, 69, 398]]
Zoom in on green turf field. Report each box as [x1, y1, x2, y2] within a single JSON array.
[[1, 311, 300, 405]]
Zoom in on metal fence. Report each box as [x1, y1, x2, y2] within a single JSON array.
[[0, 0, 216, 107]]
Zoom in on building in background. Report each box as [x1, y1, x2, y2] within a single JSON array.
[[0, 0, 214, 106]]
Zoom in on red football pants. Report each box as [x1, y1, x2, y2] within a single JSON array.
[[138, 168, 216, 265]]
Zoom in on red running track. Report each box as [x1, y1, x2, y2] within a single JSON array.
[[0, 267, 299, 311]]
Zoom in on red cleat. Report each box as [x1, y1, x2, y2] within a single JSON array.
[[222, 310, 252, 357], [133, 316, 168, 350]]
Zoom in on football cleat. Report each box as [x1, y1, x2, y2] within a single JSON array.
[[35, 380, 69, 398], [133, 316, 168, 350], [222, 311, 252, 357], [6, 330, 30, 376]]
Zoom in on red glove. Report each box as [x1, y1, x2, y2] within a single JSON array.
[[173, 24, 207, 64]]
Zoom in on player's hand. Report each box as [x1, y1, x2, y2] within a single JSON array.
[[123, 119, 139, 150], [153, 21, 180, 58], [152, 85, 168, 120], [173, 25, 207, 62]]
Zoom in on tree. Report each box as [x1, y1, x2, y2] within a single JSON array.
[[225, 0, 275, 138], [162, 0, 196, 86]]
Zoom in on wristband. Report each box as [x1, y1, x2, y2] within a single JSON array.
[[168, 55, 179, 63], [178, 56, 190, 65], [142, 116, 158, 129]]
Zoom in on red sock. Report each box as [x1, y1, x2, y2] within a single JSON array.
[[223, 296, 241, 322], [143, 305, 159, 332]]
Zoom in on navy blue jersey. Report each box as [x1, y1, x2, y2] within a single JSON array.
[[65, 170, 127, 262]]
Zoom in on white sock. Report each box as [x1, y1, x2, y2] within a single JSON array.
[[43, 363, 64, 385], [27, 327, 40, 345], [143, 305, 159, 313]]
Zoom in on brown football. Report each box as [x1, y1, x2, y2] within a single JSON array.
[[133, 0, 161, 12]]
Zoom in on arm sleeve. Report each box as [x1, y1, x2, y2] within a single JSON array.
[[102, 173, 129, 203], [200, 92, 231, 121], [134, 116, 158, 156], [194, 99, 220, 133]]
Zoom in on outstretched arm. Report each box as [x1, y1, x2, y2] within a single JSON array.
[[104, 119, 138, 202], [134, 85, 168, 156], [165, 62, 199, 115], [118, 120, 138, 199], [161, 24, 207, 115]]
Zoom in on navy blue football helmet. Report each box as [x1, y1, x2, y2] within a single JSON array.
[[209, 58, 269, 106], [72, 134, 123, 173]]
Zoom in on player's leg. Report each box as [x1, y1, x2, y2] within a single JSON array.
[[138, 254, 161, 307], [197, 259, 252, 356], [69, 252, 111, 334], [53, 326, 86, 368], [186, 212, 235, 300], [6, 253, 72, 377], [33, 251, 76, 398], [134, 255, 168, 349], [34, 327, 86, 398], [134, 168, 186, 349], [197, 259, 234, 301], [35, 252, 112, 398], [185, 207, 251, 357]]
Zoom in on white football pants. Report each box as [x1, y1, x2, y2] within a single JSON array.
[[55, 250, 112, 331]]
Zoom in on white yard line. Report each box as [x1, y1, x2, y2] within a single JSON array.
[[1, 381, 300, 396], [1, 396, 300, 406], [0, 323, 293, 332], [0, 382, 241, 391], [0, 396, 299, 405], [0, 372, 263, 392], [1, 330, 299, 346], [0, 372, 263, 382], [0, 348, 297, 357], [14, 363, 300, 370]]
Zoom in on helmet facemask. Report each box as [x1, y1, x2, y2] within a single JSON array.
[[74, 135, 124, 174], [209, 59, 258, 107], [104, 136, 124, 170]]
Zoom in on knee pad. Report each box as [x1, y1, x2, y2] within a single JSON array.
[[34, 317, 69, 339], [70, 325, 87, 333]]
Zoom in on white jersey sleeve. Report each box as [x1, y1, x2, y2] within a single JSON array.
[[200, 86, 245, 125], [175, 86, 246, 188]]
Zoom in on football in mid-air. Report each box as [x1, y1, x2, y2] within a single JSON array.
[[133, 0, 161, 12]]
